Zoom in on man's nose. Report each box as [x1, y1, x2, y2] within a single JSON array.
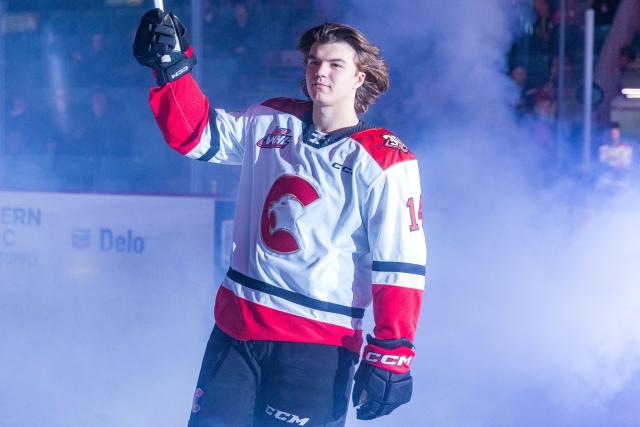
[[315, 62, 329, 77]]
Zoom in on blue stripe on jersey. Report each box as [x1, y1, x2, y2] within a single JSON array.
[[227, 268, 366, 319], [372, 261, 426, 276], [197, 109, 221, 161]]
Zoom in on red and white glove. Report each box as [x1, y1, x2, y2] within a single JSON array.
[[352, 334, 415, 420]]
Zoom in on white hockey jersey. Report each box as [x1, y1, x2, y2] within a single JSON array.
[[150, 75, 427, 353]]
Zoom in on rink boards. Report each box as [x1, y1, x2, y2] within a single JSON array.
[[0, 190, 216, 291], [0, 191, 224, 427]]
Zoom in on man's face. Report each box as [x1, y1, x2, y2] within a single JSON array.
[[509, 66, 527, 87], [611, 127, 621, 141], [305, 41, 365, 110]]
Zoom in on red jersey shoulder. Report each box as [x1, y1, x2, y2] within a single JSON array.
[[261, 98, 312, 120], [351, 128, 416, 170]]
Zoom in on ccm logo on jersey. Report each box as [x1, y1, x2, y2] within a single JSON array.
[[257, 128, 293, 148], [383, 134, 409, 153], [265, 404, 310, 425], [331, 162, 353, 175]]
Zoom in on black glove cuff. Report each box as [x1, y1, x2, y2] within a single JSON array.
[[366, 334, 414, 350], [156, 54, 196, 86]]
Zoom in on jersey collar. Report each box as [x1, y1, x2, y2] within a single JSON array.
[[301, 109, 374, 148]]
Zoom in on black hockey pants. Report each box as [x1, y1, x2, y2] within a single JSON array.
[[187, 325, 358, 427]]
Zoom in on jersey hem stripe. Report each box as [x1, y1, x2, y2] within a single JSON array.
[[223, 279, 362, 329], [227, 268, 366, 319], [214, 286, 364, 353]]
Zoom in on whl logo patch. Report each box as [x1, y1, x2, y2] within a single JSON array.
[[257, 128, 292, 148], [383, 134, 409, 153]]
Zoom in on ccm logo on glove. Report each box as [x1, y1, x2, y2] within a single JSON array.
[[365, 352, 413, 367], [170, 65, 190, 80], [362, 344, 414, 374]]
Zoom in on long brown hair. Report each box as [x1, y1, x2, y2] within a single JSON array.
[[298, 23, 389, 114]]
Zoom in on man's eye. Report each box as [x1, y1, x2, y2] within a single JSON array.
[[331, 63, 342, 68]]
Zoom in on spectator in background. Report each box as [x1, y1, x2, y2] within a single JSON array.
[[202, 0, 254, 57], [509, 64, 528, 89], [547, 51, 584, 126], [598, 121, 633, 187], [509, 0, 554, 91], [509, 64, 534, 115], [552, 0, 585, 27], [71, 32, 110, 86], [528, 83, 557, 161], [86, 89, 129, 159], [202, 0, 224, 58], [52, 89, 99, 190], [229, 3, 250, 55], [552, 0, 586, 57], [4, 92, 55, 157], [218, 2, 257, 90], [532, 0, 553, 54], [202, 0, 218, 24], [618, 45, 636, 71], [2, 92, 56, 190], [594, 0, 619, 26], [4, 93, 31, 156], [85, 89, 133, 191]]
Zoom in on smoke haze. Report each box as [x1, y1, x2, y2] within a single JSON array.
[[344, 0, 640, 426]]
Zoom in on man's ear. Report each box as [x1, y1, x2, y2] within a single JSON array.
[[354, 71, 366, 89]]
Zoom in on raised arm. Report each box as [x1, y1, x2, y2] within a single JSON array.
[[133, 8, 246, 165]]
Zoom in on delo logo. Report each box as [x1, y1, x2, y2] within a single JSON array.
[[72, 229, 91, 250], [365, 352, 413, 368], [382, 134, 409, 153], [100, 228, 145, 253], [265, 404, 310, 425], [257, 128, 292, 148]]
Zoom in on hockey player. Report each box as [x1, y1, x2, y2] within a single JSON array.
[[134, 9, 427, 426]]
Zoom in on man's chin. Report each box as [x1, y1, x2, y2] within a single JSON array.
[[311, 95, 332, 106]]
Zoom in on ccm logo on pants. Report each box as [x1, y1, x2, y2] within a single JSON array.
[[265, 404, 310, 425], [365, 352, 413, 367]]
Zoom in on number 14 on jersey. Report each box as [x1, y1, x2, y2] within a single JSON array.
[[406, 195, 423, 232]]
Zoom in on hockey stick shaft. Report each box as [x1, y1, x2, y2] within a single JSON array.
[[152, 0, 181, 63]]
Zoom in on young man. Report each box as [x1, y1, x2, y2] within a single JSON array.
[[134, 9, 427, 426]]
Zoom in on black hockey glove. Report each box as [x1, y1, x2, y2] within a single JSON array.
[[352, 334, 415, 420], [133, 8, 196, 86]]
